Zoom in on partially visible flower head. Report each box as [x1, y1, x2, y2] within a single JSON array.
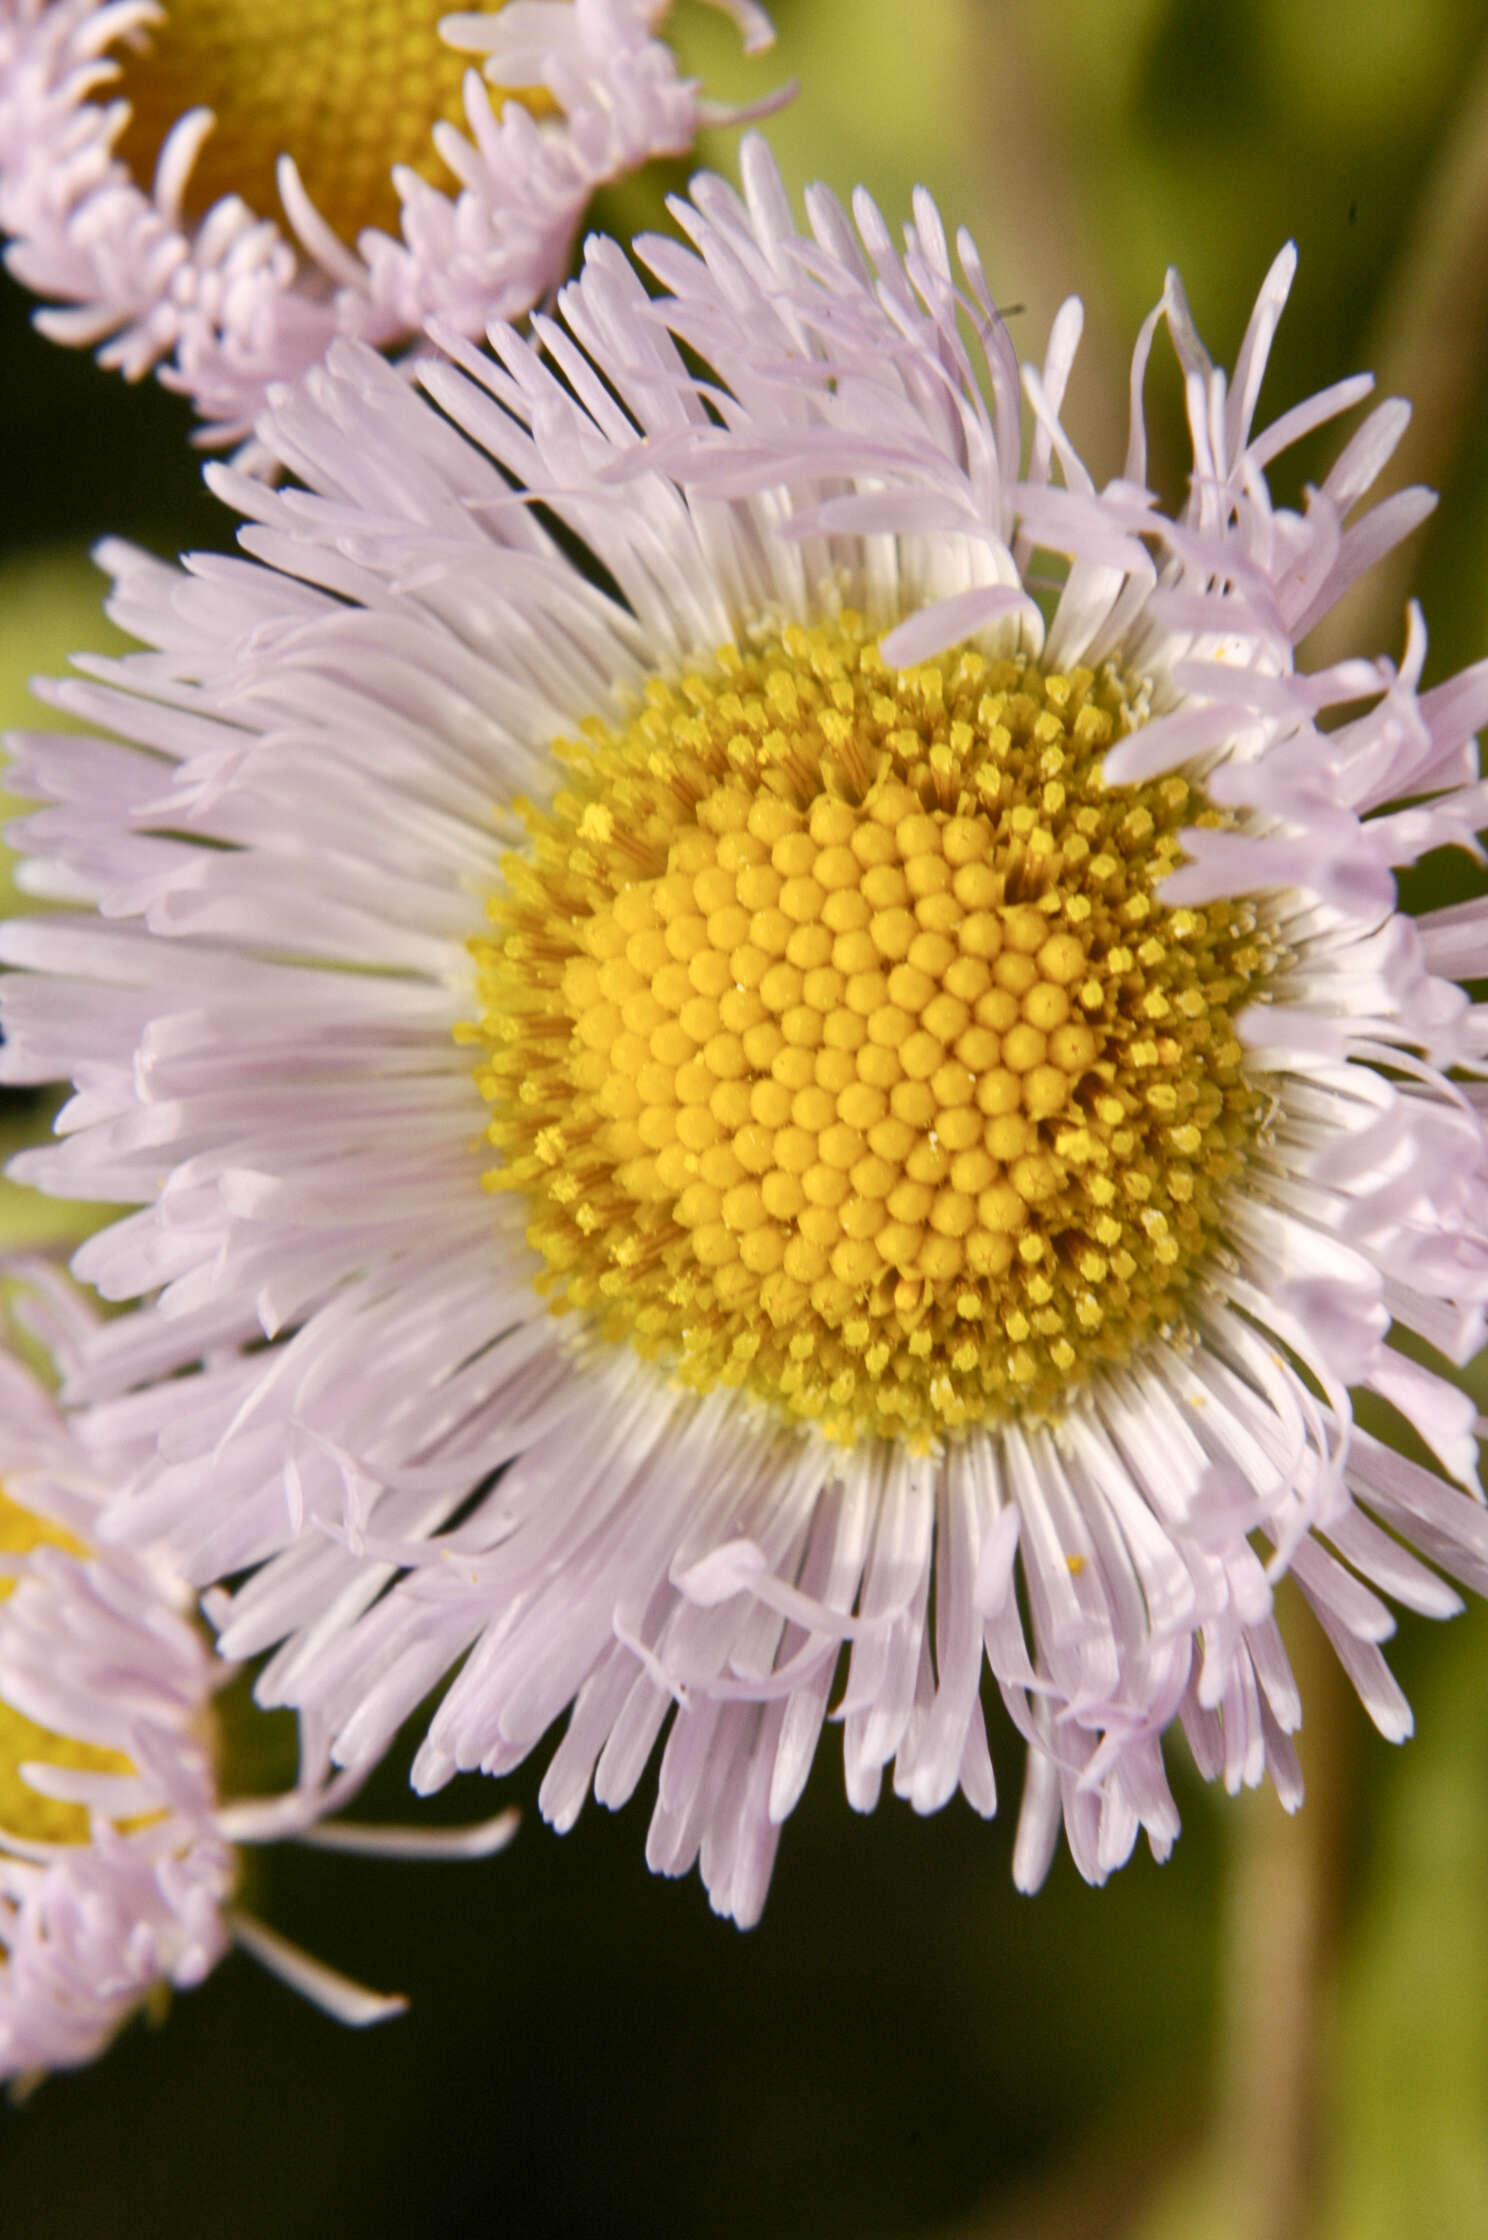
[[5, 142, 1488, 1925], [0, 1267, 514, 2081], [0, 0, 776, 442]]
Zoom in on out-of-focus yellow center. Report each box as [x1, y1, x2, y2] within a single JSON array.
[[0, 1493, 135, 1847], [464, 618, 1273, 1446], [110, 0, 553, 242]]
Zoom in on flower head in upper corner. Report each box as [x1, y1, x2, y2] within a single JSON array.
[[0, 1266, 516, 2084], [5, 139, 1488, 1927], [0, 0, 777, 444]]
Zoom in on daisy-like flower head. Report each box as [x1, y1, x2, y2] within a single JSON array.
[[0, 1267, 514, 2079], [6, 140, 1488, 1926], [0, 0, 776, 442]]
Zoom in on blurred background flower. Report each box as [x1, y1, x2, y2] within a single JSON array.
[[0, 0, 775, 443], [2, 0, 1487, 2232]]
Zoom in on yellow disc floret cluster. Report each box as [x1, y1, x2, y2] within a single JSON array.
[[0, 1492, 135, 1847], [112, 0, 550, 242], [464, 617, 1274, 1446]]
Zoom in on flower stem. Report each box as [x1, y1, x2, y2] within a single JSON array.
[[1308, 20, 1488, 665], [1212, 1590, 1356, 2240]]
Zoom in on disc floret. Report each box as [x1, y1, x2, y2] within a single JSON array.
[[111, 0, 547, 242], [466, 616, 1272, 1444]]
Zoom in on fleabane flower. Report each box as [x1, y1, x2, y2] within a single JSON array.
[[0, 0, 776, 443], [5, 140, 1488, 1926], [0, 1268, 514, 2080]]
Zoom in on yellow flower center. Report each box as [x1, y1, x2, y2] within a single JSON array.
[[110, 0, 552, 242], [0, 1493, 136, 1846], [464, 618, 1273, 1446]]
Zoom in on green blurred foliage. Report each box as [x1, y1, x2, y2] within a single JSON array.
[[0, 550, 130, 1256], [3, 0, 1488, 2233], [0, 545, 129, 913], [1328, 1615, 1488, 2239]]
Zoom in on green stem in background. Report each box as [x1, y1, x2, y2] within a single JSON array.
[[1307, 17, 1488, 669], [1211, 1591, 1356, 2240], [1125, 1594, 1356, 2240]]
